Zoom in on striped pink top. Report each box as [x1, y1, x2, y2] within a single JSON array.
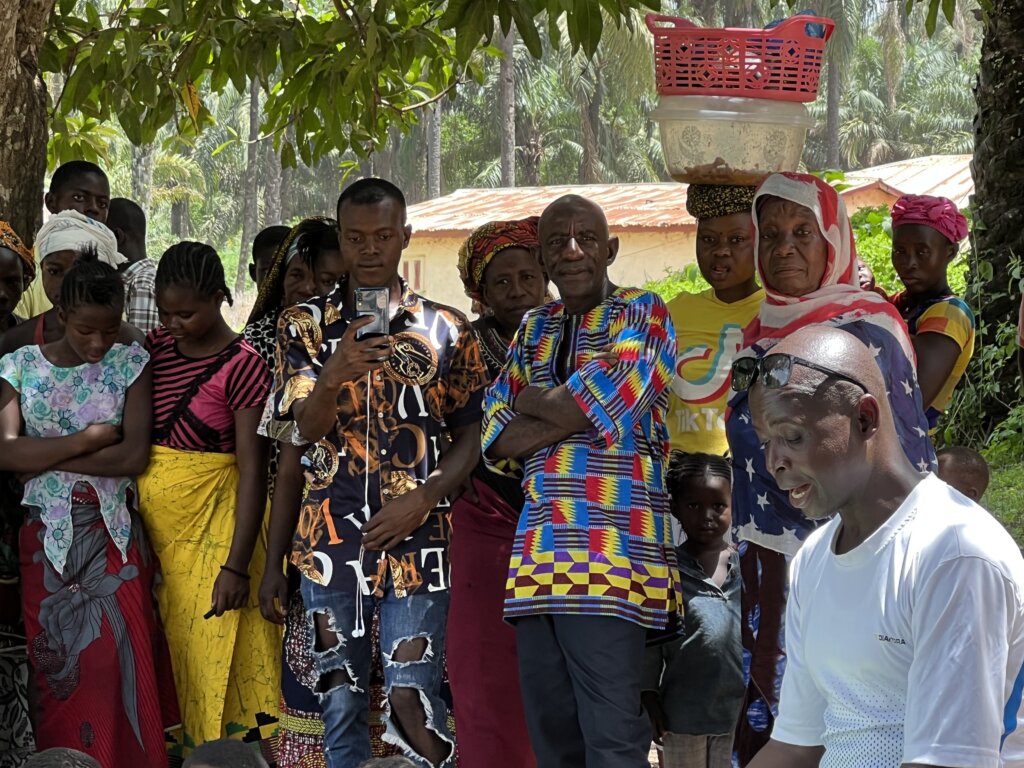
[[146, 326, 270, 453]]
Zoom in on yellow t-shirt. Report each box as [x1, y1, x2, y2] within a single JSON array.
[[666, 287, 764, 456], [15, 276, 51, 319]]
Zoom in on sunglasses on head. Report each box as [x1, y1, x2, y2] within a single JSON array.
[[730, 353, 869, 394]]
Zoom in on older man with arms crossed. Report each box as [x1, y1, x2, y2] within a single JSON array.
[[482, 194, 680, 767], [743, 325, 1024, 768]]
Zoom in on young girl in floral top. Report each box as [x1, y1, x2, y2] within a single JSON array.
[[0, 252, 177, 767]]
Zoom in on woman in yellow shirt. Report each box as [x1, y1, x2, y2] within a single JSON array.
[[666, 184, 764, 455]]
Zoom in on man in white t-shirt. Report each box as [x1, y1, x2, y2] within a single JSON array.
[[739, 325, 1024, 768]]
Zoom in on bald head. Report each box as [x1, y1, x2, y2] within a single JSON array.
[[539, 195, 610, 236], [748, 325, 914, 520], [765, 326, 888, 401], [538, 194, 618, 314]]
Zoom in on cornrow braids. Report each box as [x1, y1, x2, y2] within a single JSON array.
[[59, 246, 125, 312], [156, 241, 233, 306], [666, 450, 733, 498]]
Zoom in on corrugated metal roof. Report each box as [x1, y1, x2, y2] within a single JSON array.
[[408, 155, 974, 234], [408, 183, 692, 235], [843, 154, 973, 208]]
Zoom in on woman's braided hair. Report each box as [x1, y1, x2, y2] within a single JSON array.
[[156, 241, 233, 305], [59, 246, 124, 312], [666, 450, 733, 498]]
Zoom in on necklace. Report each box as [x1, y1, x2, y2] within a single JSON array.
[[476, 318, 514, 376]]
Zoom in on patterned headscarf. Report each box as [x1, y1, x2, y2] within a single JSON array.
[[685, 184, 757, 221], [891, 194, 968, 244], [744, 172, 914, 363], [0, 221, 35, 288], [35, 210, 125, 268], [458, 217, 541, 313], [247, 217, 339, 324], [729, 172, 932, 558]]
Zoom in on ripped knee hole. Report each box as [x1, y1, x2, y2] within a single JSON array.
[[390, 636, 429, 663]]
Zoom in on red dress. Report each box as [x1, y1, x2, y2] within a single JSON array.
[[20, 487, 179, 767]]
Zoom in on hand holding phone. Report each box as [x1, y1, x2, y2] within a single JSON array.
[[320, 315, 393, 388]]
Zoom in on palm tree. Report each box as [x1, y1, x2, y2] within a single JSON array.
[[820, 0, 866, 168], [499, 28, 517, 186], [801, 19, 976, 170]]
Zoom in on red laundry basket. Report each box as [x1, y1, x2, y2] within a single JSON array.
[[646, 14, 835, 102]]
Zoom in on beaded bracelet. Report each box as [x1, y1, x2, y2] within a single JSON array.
[[220, 564, 251, 580]]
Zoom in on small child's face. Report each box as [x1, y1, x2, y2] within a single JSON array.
[[672, 475, 732, 546], [937, 454, 982, 502], [40, 249, 78, 306]]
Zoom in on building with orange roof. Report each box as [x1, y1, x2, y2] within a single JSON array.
[[406, 154, 972, 314]]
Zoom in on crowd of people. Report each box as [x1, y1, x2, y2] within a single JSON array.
[[0, 158, 1020, 768]]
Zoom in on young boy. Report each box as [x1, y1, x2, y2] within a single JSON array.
[[890, 194, 974, 431], [15, 161, 111, 320], [642, 451, 743, 768], [937, 445, 990, 503], [107, 197, 159, 333]]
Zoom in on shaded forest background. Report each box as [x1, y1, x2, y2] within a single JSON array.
[[47, 0, 980, 298]]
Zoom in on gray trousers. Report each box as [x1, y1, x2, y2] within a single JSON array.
[[516, 614, 651, 768]]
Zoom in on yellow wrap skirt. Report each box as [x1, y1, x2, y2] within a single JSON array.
[[138, 445, 281, 758]]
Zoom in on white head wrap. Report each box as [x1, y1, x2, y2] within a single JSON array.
[[35, 210, 127, 268]]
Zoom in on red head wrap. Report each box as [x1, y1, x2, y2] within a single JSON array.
[[891, 194, 968, 244]]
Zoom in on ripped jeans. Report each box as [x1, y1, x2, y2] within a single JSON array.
[[300, 577, 454, 768]]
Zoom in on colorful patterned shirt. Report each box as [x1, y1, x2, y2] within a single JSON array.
[[274, 281, 489, 596], [892, 291, 975, 429], [482, 287, 682, 629]]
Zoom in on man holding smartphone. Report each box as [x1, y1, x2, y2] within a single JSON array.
[[273, 178, 489, 768]]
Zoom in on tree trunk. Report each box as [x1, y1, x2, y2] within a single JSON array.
[[426, 104, 441, 198], [170, 199, 190, 238], [280, 126, 296, 223], [499, 29, 516, 187], [521, 129, 542, 186], [264, 141, 282, 226], [966, 0, 1024, 436], [579, 67, 603, 184], [236, 79, 261, 297], [825, 48, 842, 169], [131, 143, 155, 211], [0, 0, 56, 247]]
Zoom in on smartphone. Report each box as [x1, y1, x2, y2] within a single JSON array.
[[354, 287, 390, 340]]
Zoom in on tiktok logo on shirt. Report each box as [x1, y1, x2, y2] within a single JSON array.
[[671, 323, 745, 434]]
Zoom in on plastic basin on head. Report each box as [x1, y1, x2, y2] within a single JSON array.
[[650, 95, 815, 185]]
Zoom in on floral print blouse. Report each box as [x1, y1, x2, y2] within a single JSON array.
[[0, 343, 149, 573]]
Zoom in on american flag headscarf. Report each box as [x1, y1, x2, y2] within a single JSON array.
[[726, 172, 934, 556]]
